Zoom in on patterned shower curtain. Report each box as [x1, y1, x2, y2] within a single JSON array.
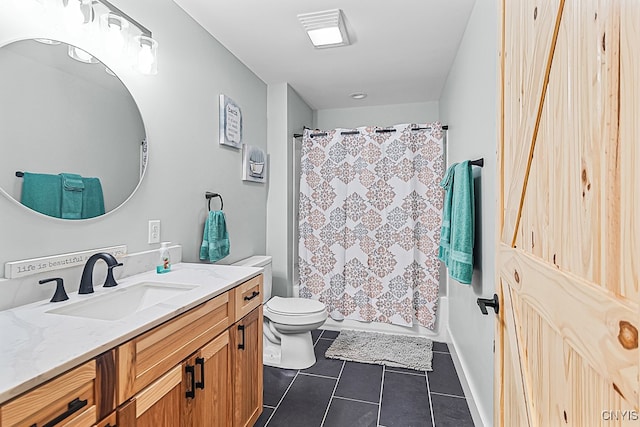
[[298, 122, 445, 329]]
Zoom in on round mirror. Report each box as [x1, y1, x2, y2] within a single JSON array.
[[0, 39, 146, 219]]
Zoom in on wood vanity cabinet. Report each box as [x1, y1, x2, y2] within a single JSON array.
[[0, 274, 263, 427]]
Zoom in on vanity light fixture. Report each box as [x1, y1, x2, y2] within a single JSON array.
[[97, 0, 158, 74], [297, 9, 350, 49], [47, 0, 159, 74]]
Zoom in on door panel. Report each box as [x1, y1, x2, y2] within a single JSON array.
[[498, 0, 639, 425], [501, 0, 564, 243]]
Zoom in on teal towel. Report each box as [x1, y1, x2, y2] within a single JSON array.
[[200, 210, 230, 262], [439, 161, 475, 284], [20, 172, 62, 218], [80, 177, 105, 219], [438, 163, 457, 265], [60, 173, 84, 219]]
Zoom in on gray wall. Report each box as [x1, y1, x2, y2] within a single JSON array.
[[0, 0, 267, 302], [266, 83, 313, 297], [314, 101, 439, 129], [438, 0, 498, 425]]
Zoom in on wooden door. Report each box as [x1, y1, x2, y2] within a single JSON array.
[[231, 307, 263, 427], [497, 0, 639, 425], [117, 365, 183, 426]]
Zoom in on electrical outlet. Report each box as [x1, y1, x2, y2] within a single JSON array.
[[148, 220, 160, 244]]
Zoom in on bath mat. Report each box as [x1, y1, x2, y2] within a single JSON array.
[[325, 329, 433, 371]]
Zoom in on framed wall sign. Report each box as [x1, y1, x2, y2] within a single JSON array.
[[242, 144, 267, 183], [219, 94, 242, 148]]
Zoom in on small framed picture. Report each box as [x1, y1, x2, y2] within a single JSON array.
[[242, 144, 267, 183], [219, 94, 242, 148]]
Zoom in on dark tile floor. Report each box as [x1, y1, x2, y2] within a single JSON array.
[[254, 329, 475, 427]]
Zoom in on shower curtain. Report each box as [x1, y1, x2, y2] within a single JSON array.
[[298, 122, 445, 329]]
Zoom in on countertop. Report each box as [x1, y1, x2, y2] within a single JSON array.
[[0, 262, 262, 404]]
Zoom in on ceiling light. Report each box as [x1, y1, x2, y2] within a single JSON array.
[[350, 92, 367, 100], [298, 9, 350, 49]]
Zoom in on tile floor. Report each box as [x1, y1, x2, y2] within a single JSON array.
[[254, 329, 475, 427]]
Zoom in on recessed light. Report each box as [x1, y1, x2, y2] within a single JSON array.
[[350, 92, 367, 100]]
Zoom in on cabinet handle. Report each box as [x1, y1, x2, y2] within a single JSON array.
[[195, 357, 205, 390], [244, 291, 260, 301], [41, 397, 88, 427], [185, 365, 196, 399], [238, 324, 245, 350]]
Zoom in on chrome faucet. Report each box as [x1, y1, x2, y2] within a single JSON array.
[[79, 253, 123, 294]]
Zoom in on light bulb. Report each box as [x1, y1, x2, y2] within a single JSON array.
[[64, 0, 84, 25], [101, 13, 129, 56], [138, 44, 154, 74], [134, 35, 158, 75], [106, 24, 125, 55]]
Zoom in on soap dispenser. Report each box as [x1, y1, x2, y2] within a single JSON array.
[[156, 242, 171, 274]]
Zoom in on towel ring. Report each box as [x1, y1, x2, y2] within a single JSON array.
[[205, 192, 223, 211]]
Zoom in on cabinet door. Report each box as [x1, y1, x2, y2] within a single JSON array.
[[117, 364, 183, 427], [231, 306, 263, 427], [194, 330, 232, 427]]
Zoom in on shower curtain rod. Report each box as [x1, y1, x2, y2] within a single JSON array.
[[293, 125, 448, 139]]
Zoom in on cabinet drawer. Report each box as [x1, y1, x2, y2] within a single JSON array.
[[116, 292, 232, 404], [0, 361, 96, 427], [233, 275, 263, 322]]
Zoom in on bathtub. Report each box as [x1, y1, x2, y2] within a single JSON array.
[[319, 296, 449, 343]]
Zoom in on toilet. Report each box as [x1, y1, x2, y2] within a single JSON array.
[[232, 256, 327, 369]]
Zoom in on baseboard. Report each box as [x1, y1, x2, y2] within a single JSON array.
[[448, 328, 488, 427]]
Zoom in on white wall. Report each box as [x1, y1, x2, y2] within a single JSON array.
[[314, 101, 439, 130], [266, 83, 313, 297], [438, 0, 498, 425], [0, 0, 268, 306]]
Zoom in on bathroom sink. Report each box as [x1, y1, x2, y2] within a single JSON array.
[[46, 282, 199, 321]]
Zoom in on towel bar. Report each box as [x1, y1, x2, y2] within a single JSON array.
[[205, 192, 223, 211]]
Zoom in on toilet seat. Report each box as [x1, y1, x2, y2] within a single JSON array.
[[266, 297, 325, 315], [264, 297, 327, 326]]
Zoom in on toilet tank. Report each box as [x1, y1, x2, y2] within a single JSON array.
[[232, 256, 272, 301]]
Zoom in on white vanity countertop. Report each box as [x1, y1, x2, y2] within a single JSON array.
[[0, 262, 262, 404]]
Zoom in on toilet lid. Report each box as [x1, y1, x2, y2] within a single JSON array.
[[266, 297, 326, 315]]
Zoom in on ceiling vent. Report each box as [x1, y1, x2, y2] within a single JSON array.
[[297, 9, 350, 49]]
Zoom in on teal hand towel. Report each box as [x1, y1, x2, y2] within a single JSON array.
[[20, 172, 62, 218], [60, 173, 84, 219], [439, 161, 475, 284], [80, 177, 105, 219], [200, 210, 230, 262], [438, 163, 457, 265]]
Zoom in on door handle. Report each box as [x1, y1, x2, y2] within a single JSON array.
[[195, 357, 205, 389], [477, 294, 499, 315], [238, 324, 245, 350], [185, 365, 196, 398]]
